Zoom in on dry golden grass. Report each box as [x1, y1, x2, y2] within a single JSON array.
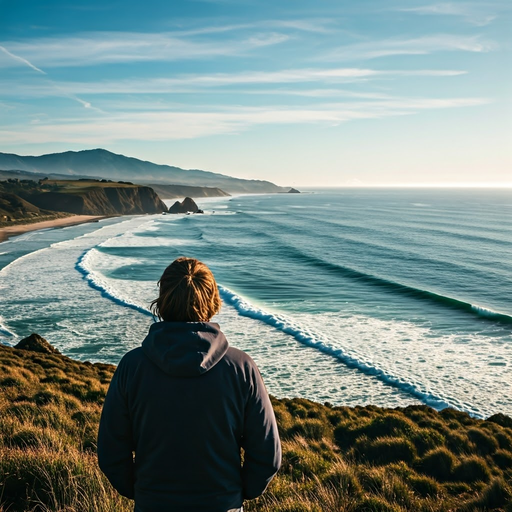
[[0, 342, 511, 512]]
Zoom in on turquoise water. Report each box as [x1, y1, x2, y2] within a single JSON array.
[[1, 189, 511, 417]]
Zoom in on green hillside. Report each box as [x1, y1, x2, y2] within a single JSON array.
[[0, 337, 511, 512]]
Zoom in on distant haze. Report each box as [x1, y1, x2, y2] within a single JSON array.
[[0, 0, 510, 186]]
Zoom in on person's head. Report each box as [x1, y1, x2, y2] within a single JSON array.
[[151, 257, 221, 322]]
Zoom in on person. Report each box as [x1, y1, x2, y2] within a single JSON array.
[[97, 257, 281, 512]]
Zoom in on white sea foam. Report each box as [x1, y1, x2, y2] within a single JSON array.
[[217, 285, 458, 412], [77, 248, 153, 316], [0, 316, 16, 338]]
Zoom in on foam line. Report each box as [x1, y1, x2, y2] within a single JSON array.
[[76, 249, 153, 317], [0, 316, 16, 338], [218, 284, 469, 415]]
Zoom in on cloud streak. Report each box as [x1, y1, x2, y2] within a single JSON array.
[[0, 45, 46, 74], [0, 96, 490, 145], [0, 67, 467, 98], [0, 31, 290, 68], [323, 34, 496, 61], [397, 4, 498, 26]]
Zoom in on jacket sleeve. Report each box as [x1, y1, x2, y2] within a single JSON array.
[[241, 361, 282, 500], [97, 359, 135, 499]]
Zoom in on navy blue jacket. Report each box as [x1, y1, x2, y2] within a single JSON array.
[[97, 322, 281, 512]]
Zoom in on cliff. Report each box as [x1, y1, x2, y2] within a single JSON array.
[[0, 149, 286, 194], [0, 179, 167, 217], [0, 336, 511, 512]]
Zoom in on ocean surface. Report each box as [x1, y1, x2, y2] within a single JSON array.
[[0, 189, 511, 418]]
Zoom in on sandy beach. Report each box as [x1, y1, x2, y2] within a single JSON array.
[[0, 215, 106, 243]]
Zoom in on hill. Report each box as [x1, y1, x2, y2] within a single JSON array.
[[0, 149, 285, 194], [0, 179, 167, 218], [0, 336, 511, 512]]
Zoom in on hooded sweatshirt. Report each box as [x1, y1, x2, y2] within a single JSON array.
[[97, 322, 281, 512]]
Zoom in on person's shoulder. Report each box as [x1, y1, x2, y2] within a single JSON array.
[[223, 346, 258, 368], [117, 347, 145, 369], [224, 346, 256, 365]]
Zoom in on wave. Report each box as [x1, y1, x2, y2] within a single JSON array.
[[76, 249, 153, 317], [256, 236, 512, 325], [218, 285, 460, 413], [0, 316, 16, 340]]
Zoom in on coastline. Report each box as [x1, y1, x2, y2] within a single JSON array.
[[0, 215, 107, 243]]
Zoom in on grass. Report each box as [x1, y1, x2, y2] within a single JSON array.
[[1, 341, 511, 512]]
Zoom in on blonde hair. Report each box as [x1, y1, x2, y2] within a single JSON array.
[[151, 257, 221, 322]]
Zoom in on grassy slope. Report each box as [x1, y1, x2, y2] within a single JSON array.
[[0, 343, 511, 512]]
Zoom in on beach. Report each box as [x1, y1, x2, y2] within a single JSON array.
[[0, 215, 106, 243]]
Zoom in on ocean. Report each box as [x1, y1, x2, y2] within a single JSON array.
[[0, 188, 510, 418]]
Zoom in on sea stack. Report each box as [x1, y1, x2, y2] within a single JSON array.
[[168, 197, 202, 214], [288, 188, 300, 193]]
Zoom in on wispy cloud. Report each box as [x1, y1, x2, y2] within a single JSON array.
[[397, 4, 498, 26], [0, 31, 290, 69], [0, 97, 490, 145], [171, 18, 334, 36], [0, 45, 104, 111], [0, 45, 46, 74], [0, 68, 466, 98], [323, 34, 496, 61]]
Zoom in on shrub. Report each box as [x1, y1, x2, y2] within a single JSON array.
[[418, 448, 457, 481], [356, 436, 417, 465], [440, 408, 473, 426], [360, 414, 416, 439], [453, 456, 491, 483], [289, 419, 332, 441], [464, 478, 512, 511], [467, 427, 499, 455], [445, 431, 472, 455], [321, 465, 363, 498], [353, 496, 399, 512], [411, 428, 445, 455], [408, 475, 442, 498], [492, 449, 512, 470], [495, 431, 512, 451], [282, 446, 330, 480]]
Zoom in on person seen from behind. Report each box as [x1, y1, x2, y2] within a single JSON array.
[[97, 257, 282, 512]]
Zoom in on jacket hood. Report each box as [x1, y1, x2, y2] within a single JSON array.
[[141, 321, 229, 377]]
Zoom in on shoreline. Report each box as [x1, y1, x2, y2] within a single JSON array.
[[0, 215, 107, 243]]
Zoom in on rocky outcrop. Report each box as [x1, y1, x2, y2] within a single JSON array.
[[29, 185, 167, 216], [288, 188, 301, 193], [169, 197, 201, 214], [15, 333, 61, 354]]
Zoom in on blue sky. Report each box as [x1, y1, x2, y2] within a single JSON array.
[[0, 0, 510, 186]]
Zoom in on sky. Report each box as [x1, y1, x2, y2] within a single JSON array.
[[0, 0, 510, 187]]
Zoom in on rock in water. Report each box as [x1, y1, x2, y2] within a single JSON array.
[[169, 197, 200, 214], [288, 188, 301, 193], [15, 333, 60, 354]]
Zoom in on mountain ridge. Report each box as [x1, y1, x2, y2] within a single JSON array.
[[0, 149, 285, 194]]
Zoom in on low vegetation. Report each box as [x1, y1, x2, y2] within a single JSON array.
[[0, 338, 511, 512]]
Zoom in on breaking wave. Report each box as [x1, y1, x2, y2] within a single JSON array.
[[218, 285, 459, 413]]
